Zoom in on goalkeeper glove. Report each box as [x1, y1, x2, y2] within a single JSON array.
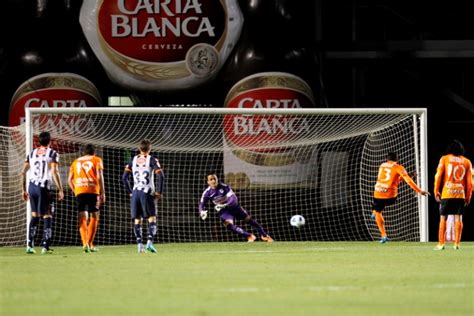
[[214, 203, 227, 212], [199, 210, 208, 220]]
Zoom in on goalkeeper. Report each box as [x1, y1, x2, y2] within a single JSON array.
[[371, 152, 430, 243], [198, 173, 273, 242]]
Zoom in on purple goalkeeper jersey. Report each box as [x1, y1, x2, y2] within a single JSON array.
[[198, 183, 238, 212]]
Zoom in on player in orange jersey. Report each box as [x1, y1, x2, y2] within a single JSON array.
[[433, 140, 472, 250], [372, 152, 430, 243], [68, 144, 105, 253]]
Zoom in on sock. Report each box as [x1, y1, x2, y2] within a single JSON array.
[[226, 224, 250, 238], [41, 217, 52, 249], [87, 217, 99, 248], [247, 218, 267, 236], [134, 224, 142, 244], [28, 217, 40, 248], [147, 222, 157, 243], [438, 219, 446, 245], [375, 212, 386, 237], [79, 217, 89, 247], [454, 221, 462, 245]]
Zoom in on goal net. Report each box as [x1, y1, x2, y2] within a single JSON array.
[[0, 107, 428, 246]]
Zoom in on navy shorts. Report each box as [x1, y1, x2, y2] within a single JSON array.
[[372, 197, 397, 212], [28, 183, 51, 215], [218, 206, 249, 222], [76, 193, 100, 213], [131, 190, 156, 219], [439, 199, 465, 216]]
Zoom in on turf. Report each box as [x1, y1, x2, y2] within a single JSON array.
[[1, 242, 472, 316]]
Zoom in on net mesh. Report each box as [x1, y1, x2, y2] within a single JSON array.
[[0, 109, 425, 246]]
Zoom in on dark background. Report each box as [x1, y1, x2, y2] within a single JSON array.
[[0, 1, 473, 241], [318, 2, 474, 241]]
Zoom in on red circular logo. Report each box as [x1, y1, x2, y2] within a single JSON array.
[[9, 89, 100, 127], [9, 81, 101, 152]]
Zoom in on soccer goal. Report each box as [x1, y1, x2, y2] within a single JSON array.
[[0, 107, 428, 246]]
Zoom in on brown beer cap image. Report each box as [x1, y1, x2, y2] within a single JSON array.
[[9, 72, 102, 126], [9, 73, 102, 152]]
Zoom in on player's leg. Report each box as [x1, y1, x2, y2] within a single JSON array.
[[240, 208, 273, 242], [88, 212, 99, 251], [27, 214, 40, 254], [134, 218, 145, 253], [37, 188, 54, 254], [445, 215, 455, 242], [145, 218, 158, 253], [374, 211, 388, 243], [77, 194, 90, 252], [453, 214, 462, 249], [453, 200, 464, 249], [131, 192, 145, 253], [372, 198, 392, 243], [79, 211, 90, 252], [143, 195, 158, 253], [434, 215, 447, 250], [26, 184, 40, 253], [221, 211, 255, 241], [435, 200, 448, 250], [87, 194, 101, 251], [41, 214, 53, 254]]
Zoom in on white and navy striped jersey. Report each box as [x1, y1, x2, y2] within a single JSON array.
[[26, 146, 59, 189], [125, 155, 162, 194]]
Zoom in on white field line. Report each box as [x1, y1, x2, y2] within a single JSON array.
[[223, 283, 470, 293]]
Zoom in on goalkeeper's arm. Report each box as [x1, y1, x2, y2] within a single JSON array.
[[215, 193, 238, 211], [198, 209, 208, 220], [198, 195, 209, 220]]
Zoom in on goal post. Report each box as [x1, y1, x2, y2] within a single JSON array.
[[2, 107, 428, 246]]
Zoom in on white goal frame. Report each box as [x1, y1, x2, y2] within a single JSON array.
[[24, 107, 429, 243]]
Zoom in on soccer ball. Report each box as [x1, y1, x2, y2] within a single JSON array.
[[290, 215, 305, 228]]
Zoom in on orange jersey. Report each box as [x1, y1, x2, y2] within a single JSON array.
[[374, 161, 422, 199], [69, 155, 104, 196], [434, 154, 472, 202]]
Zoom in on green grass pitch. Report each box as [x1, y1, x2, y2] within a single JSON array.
[[1, 242, 472, 316]]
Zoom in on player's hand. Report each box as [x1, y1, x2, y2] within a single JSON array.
[[199, 210, 208, 220], [57, 190, 64, 201], [22, 191, 29, 201], [214, 204, 227, 212], [435, 193, 441, 203], [100, 193, 106, 204], [154, 192, 161, 200], [419, 190, 430, 196]]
